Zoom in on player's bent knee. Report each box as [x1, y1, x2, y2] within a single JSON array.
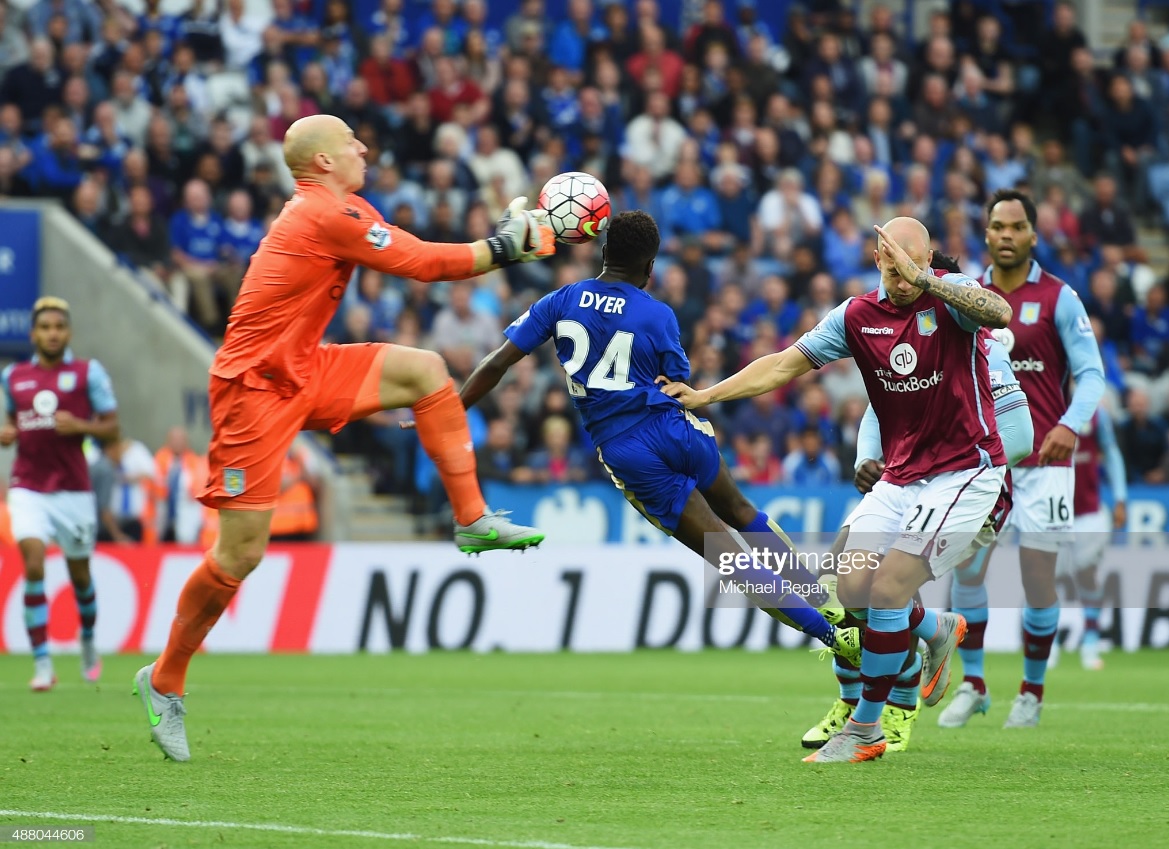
[[868, 576, 912, 611], [381, 347, 449, 402], [18, 539, 46, 580], [868, 554, 925, 610], [836, 565, 873, 609], [214, 544, 265, 580]]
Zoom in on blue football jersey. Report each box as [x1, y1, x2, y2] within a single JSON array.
[[504, 278, 689, 446]]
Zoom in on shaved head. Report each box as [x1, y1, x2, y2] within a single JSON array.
[[878, 216, 931, 255], [283, 114, 351, 177], [283, 113, 368, 194], [873, 216, 933, 306]]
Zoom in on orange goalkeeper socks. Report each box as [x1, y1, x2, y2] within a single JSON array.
[[152, 553, 241, 696], [412, 378, 487, 526]]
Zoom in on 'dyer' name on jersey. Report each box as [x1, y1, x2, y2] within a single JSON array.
[[504, 279, 689, 446]]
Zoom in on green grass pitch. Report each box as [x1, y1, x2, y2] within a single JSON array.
[[1, 651, 1165, 849]]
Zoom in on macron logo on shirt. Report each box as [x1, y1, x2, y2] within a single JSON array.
[[861, 326, 894, 335]]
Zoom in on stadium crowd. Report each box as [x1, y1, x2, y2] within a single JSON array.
[[1, 0, 1168, 525]]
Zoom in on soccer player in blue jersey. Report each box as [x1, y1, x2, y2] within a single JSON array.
[[458, 210, 861, 662]]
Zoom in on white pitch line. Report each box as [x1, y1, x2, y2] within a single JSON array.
[[193, 685, 781, 704], [0, 810, 642, 849], [1044, 702, 1169, 713]]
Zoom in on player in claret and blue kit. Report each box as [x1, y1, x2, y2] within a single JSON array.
[[1060, 405, 1127, 670], [457, 210, 861, 665], [665, 217, 1015, 763], [937, 190, 1105, 730], [0, 297, 120, 691], [800, 252, 1034, 754]]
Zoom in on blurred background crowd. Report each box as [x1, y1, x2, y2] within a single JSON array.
[[1, 0, 1168, 537]]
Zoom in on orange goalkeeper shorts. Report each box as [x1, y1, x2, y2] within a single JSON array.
[[200, 343, 389, 510]]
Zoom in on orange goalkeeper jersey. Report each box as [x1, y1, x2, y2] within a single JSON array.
[[211, 180, 476, 397]]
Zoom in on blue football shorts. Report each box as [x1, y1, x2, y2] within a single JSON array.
[[595, 407, 722, 533]]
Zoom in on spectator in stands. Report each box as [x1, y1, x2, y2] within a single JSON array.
[[220, 0, 265, 71], [104, 435, 158, 543], [1085, 266, 1131, 352], [1, 39, 60, 135], [782, 425, 841, 486], [732, 432, 781, 484], [27, 114, 84, 201], [627, 24, 683, 98], [1113, 18, 1160, 71], [71, 178, 104, 235], [476, 417, 531, 484], [1120, 387, 1168, 484], [523, 415, 590, 484], [109, 69, 152, 148], [1131, 282, 1169, 375], [1100, 74, 1157, 211], [1031, 138, 1091, 209], [269, 445, 320, 542], [105, 182, 170, 279], [859, 31, 907, 99], [983, 133, 1027, 195], [758, 168, 822, 265], [623, 90, 687, 183], [1080, 172, 1138, 256], [659, 159, 723, 254], [429, 280, 500, 365], [0, 145, 31, 197], [154, 426, 205, 544], [360, 33, 416, 111], [0, 3, 29, 76], [1038, 1, 1087, 102], [170, 178, 225, 331], [1066, 46, 1108, 177], [217, 188, 263, 309], [241, 113, 294, 196], [468, 124, 526, 204], [821, 206, 866, 280]]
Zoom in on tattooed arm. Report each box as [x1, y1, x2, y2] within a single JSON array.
[[915, 270, 1013, 329], [873, 223, 1013, 329]]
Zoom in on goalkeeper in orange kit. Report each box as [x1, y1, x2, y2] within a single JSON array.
[[134, 114, 555, 762]]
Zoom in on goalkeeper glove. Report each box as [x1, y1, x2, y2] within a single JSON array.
[[486, 197, 556, 266]]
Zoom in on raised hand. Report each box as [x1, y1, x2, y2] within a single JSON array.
[[489, 198, 556, 265]]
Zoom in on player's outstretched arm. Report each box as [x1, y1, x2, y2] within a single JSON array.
[[661, 347, 815, 408], [460, 341, 528, 411], [333, 198, 554, 282], [873, 223, 1012, 328]]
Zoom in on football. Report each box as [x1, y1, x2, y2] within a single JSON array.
[[538, 172, 611, 244]]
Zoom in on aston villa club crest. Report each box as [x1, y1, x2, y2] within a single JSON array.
[[57, 372, 77, 392], [1020, 302, 1041, 325], [224, 468, 246, 496], [916, 308, 938, 337]]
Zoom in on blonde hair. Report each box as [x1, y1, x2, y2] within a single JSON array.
[[32, 296, 70, 322]]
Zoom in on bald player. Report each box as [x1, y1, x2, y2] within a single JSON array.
[[663, 218, 1013, 763], [134, 115, 555, 762]]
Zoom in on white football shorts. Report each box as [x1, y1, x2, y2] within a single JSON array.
[[8, 487, 98, 559], [843, 465, 1007, 579], [1003, 466, 1075, 552]]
